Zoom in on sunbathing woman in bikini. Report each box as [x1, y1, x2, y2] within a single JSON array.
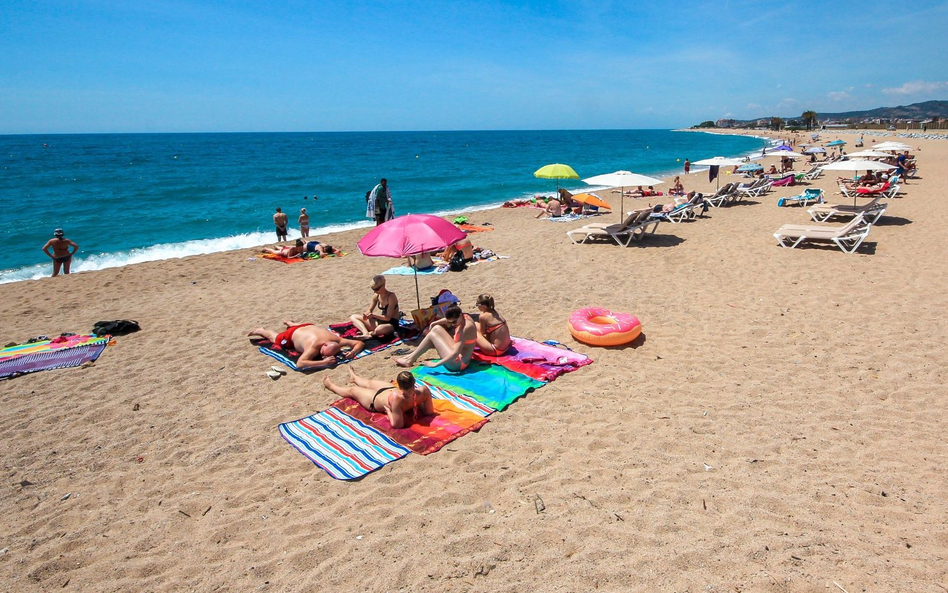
[[323, 368, 433, 429], [350, 275, 399, 340], [395, 304, 476, 371], [261, 239, 305, 258], [474, 294, 511, 356]]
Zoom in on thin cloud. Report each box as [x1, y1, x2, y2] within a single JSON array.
[[828, 91, 851, 101], [883, 80, 948, 95]]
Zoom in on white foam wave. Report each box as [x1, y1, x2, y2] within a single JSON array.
[[0, 220, 375, 284]]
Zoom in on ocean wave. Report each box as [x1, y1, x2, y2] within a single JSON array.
[[0, 220, 375, 284]]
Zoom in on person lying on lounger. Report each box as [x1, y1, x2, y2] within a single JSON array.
[[247, 322, 364, 369], [350, 275, 399, 340], [395, 304, 476, 371], [261, 239, 305, 258], [474, 294, 511, 356], [323, 368, 434, 429]]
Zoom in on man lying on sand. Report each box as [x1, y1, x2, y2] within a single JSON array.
[[323, 367, 434, 429], [248, 322, 364, 369]]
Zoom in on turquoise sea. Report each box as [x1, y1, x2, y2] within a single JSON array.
[[0, 130, 768, 282]]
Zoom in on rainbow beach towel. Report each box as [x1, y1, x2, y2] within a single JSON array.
[[0, 335, 110, 380], [413, 361, 544, 411], [472, 338, 593, 382]]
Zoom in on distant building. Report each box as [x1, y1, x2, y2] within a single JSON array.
[[715, 119, 737, 128]]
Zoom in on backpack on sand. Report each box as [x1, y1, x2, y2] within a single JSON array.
[[92, 320, 141, 337]]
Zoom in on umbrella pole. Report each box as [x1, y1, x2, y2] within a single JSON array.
[[620, 186, 625, 220], [413, 266, 421, 310]]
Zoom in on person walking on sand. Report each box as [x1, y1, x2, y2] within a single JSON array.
[[273, 207, 289, 241], [299, 207, 310, 238], [42, 228, 78, 277], [366, 178, 394, 226]]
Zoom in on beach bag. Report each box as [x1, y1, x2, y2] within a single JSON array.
[[92, 320, 141, 337], [449, 251, 467, 272]]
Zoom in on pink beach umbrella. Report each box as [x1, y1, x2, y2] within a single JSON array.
[[357, 214, 466, 308]]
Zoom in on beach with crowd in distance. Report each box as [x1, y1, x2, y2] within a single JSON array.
[[1, 130, 947, 591]]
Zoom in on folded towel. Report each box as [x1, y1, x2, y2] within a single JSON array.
[[472, 337, 593, 382]]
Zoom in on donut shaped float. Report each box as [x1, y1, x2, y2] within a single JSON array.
[[568, 307, 641, 347]]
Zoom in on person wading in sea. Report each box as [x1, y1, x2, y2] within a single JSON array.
[[41, 228, 79, 277]]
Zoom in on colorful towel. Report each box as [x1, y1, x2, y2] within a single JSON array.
[[413, 361, 544, 411], [279, 407, 411, 480], [331, 390, 488, 455], [0, 334, 108, 361], [381, 265, 446, 276], [0, 336, 109, 380], [458, 224, 494, 234], [259, 253, 307, 264], [472, 337, 593, 382], [258, 320, 414, 371]]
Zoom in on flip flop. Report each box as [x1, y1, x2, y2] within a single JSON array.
[[270, 366, 287, 375], [392, 347, 411, 355], [266, 370, 282, 380]]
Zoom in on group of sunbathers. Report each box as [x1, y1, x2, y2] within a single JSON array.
[[260, 239, 335, 259], [248, 277, 512, 427]]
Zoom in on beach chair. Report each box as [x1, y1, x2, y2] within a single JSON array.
[[802, 164, 823, 181], [705, 183, 737, 208], [735, 178, 771, 199], [663, 193, 706, 222], [566, 209, 659, 246], [777, 188, 824, 207], [773, 214, 871, 254], [807, 196, 887, 224], [770, 174, 796, 187], [858, 183, 900, 199]]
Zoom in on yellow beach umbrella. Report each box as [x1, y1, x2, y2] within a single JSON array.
[[534, 163, 580, 195]]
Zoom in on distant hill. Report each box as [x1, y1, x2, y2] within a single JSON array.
[[715, 100, 948, 127], [816, 100, 948, 121]]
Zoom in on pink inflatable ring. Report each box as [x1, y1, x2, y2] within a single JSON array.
[[568, 307, 641, 347]]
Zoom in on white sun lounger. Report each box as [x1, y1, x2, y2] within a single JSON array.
[[773, 214, 870, 254], [808, 197, 887, 224], [567, 209, 659, 246]]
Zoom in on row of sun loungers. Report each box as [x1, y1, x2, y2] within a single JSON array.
[[773, 192, 894, 254]]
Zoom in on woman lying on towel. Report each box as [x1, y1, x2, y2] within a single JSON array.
[[261, 239, 305, 258], [474, 294, 511, 356], [395, 304, 476, 372], [323, 368, 433, 429]]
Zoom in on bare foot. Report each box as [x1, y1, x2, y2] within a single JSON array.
[[395, 356, 413, 368], [346, 366, 356, 384], [322, 375, 334, 390], [247, 328, 262, 337]]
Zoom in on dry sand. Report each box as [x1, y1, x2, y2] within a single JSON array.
[[1, 130, 946, 592]]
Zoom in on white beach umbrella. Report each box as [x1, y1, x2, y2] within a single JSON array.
[[821, 160, 896, 206], [846, 150, 893, 159], [583, 171, 664, 220], [872, 142, 912, 151], [692, 156, 744, 188], [768, 150, 804, 158], [820, 160, 895, 173]]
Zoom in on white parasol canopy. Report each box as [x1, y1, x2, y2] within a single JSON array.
[[846, 150, 894, 159], [583, 171, 664, 220], [820, 160, 895, 172], [692, 156, 744, 167]]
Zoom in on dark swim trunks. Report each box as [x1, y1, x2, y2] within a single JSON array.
[[54, 255, 72, 263], [273, 323, 313, 350]]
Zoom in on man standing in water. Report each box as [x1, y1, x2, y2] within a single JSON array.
[[366, 178, 393, 226], [273, 207, 289, 241], [41, 228, 79, 277]]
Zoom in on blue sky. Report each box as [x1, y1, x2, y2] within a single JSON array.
[[2, 0, 947, 133]]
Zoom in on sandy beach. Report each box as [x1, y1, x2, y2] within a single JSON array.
[[2, 130, 947, 592]]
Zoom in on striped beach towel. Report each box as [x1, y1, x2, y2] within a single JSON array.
[[0, 335, 110, 380], [279, 406, 411, 480]]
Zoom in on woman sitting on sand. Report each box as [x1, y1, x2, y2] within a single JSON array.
[[350, 275, 399, 340], [442, 237, 475, 261], [395, 304, 476, 372], [474, 294, 511, 356], [407, 251, 434, 270], [671, 176, 685, 195], [262, 239, 305, 258], [323, 368, 434, 429]]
